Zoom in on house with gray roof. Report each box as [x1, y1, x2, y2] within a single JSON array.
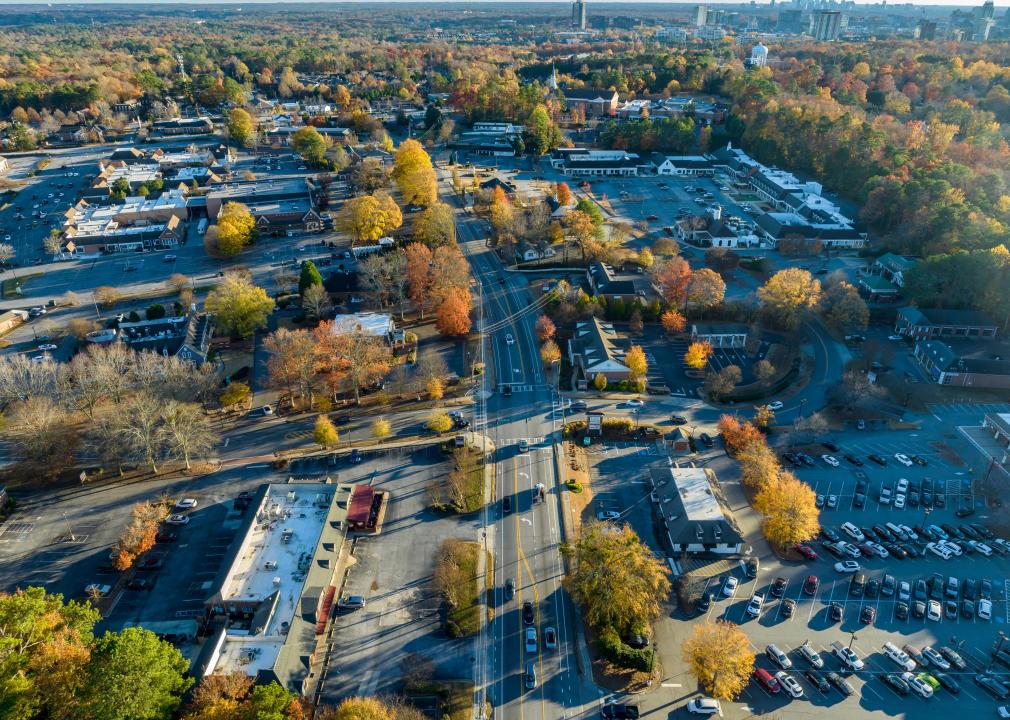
[[650, 466, 743, 555], [568, 318, 631, 389], [896, 307, 998, 340]]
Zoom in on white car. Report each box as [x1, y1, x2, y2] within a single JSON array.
[[898, 581, 911, 602], [821, 454, 840, 467], [776, 671, 803, 698], [721, 576, 739, 598], [896, 478, 909, 494], [799, 642, 824, 668], [505, 333, 514, 345], [525, 626, 537, 653], [832, 643, 864, 671], [841, 522, 865, 542], [866, 541, 889, 558], [174, 498, 198, 510], [883, 642, 916, 671], [84, 583, 112, 597], [746, 593, 764, 617], [894, 453, 913, 467], [979, 598, 993, 620], [922, 646, 950, 671], [925, 542, 952, 560], [543, 627, 557, 650], [165, 514, 190, 526], [899, 524, 918, 540], [894, 493, 906, 509], [939, 540, 963, 556], [767, 401, 784, 410], [902, 672, 933, 698], [259, 405, 274, 416], [834, 560, 861, 573], [37, 343, 57, 351], [927, 600, 942, 621], [888, 334, 904, 341], [626, 399, 644, 407], [836, 541, 862, 558], [596, 511, 621, 521], [969, 540, 994, 556], [686, 698, 721, 715]]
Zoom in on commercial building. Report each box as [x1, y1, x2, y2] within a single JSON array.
[[650, 466, 744, 556], [0, 155, 8, 175], [62, 190, 189, 253], [895, 307, 998, 341], [914, 340, 1010, 389], [568, 318, 631, 389], [586, 261, 656, 302], [859, 253, 916, 300], [329, 312, 396, 342], [205, 179, 315, 220], [200, 482, 350, 693], [246, 199, 323, 236], [657, 156, 716, 177], [152, 117, 214, 136], [111, 313, 213, 364], [572, 0, 587, 30], [548, 148, 642, 177]]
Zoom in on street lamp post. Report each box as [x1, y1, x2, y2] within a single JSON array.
[[848, 631, 858, 650], [922, 505, 932, 531]]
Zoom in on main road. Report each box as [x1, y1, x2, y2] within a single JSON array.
[[441, 172, 598, 720]]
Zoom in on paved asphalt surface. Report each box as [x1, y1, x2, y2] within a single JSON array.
[[443, 172, 599, 720]]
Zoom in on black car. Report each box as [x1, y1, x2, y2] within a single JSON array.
[[883, 673, 910, 695], [942, 524, 965, 540], [865, 579, 880, 599], [956, 505, 976, 518], [868, 454, 888, 466], [601, 704, 639, 720], [805, 670, 831, 693], [699, 433, 714, 448], [853, 493, 866, 509], [873, 524, 893, 541], [745, 557, 759, 578], [572, 401, 588, 412], [820, 527, 842, 543], [829, 602, 843, 622], [940, 646, 967, 670], [929, 573, 944, 599], [994, 650, 1010, 670], [911, 455, 928, 466], [822, 440, 839, 452], [962, 599, 975, 619], [914, 579, 928, 601], [782, 598, 796, 617], [908, 489, 919, 507], [935, 491, 946, 508], [844, 454, 863, 466], [503, 496, 512, 514], [155, 531, 177, 543], [522, 601, 535, 625], [982, 579, 993, 600], [935, 673, 960, 694], [856, 479, 869, 495], [770, 577, 787, 598], [895, 601, 909, 620], [505, 578, 515, 600], [975, 674, 1010, 700], [827, 671, 855, 696], [964, 578, 978, 600], [860, 606, 876, 625], [898, 543, 917, 558], [861, 526, 879, 542], [945, 600, 958, 619], [333, 415, 351, 425], [127, 578, 153, 591], [961, 524, 981, 540], [973, 523, 995, 539], [696, 593, 713, 614], [800, 454, 817, 467]]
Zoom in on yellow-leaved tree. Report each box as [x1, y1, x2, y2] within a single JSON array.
[[216, 202, 256, 257], [754, 470, 820, 548], [682, 621, 756, 700]]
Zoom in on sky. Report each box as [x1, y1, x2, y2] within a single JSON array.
[[0, 0, 991, 7]]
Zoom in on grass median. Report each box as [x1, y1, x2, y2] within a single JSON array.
[[433, 538, 482, 637]]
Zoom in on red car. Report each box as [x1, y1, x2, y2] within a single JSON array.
[[803, 575, 820, 595], [794, 543, 818, 560], [753, 667, 781, 694]]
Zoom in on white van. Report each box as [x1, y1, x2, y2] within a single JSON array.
[[766, 643, 792, 669]]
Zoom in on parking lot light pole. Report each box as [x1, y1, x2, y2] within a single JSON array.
[[848, 631, 858, 650], [922, 505, 932, 531]]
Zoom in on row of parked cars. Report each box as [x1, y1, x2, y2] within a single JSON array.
[[820, 520, 1005, 564], [756, 636, 1010, 700]]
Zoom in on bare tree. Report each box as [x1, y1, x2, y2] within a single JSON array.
[[264, 328, 319, 408], [358, 254, 391, 308], [118, 392, 169, 474], [302, 284, 332, 321], [5, 396, 77, 469], [161, 401, 218, 470]]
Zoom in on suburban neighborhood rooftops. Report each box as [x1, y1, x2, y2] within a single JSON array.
[[329, 312, 393, 338], [899, 306, 998, 329]]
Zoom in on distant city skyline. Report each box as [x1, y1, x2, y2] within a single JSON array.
[[0, 0, 1001, 6]]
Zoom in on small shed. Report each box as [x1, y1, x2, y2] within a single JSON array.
[[667, 426, 691, 453]]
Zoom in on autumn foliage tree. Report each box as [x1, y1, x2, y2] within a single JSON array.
[[535, 315, 556, 342], [392, 139, 436, 206], [717, 415, 764, 455], [757, 268, 822, 330], [682, 621, 756, 701], [738, 441, 782, 491], [313, 324, 393, 404], [661, 310, 687, 335], [754, 471, 820, 548], [624, 345, 648, 383], [683, 341, 713, 369], [651, 257, 693, 307], [435, 288, 472, 337], [404, 242, 434, 316], [337, 192, 402, 243], [215, 202, 256, 257], [540, 340, 561, 367]]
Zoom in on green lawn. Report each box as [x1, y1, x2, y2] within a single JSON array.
[[2, 273, 42, 297]]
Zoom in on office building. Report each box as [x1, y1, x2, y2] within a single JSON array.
[[695, 4, 708, 26], [811, 10, 842, 40], [572, 0, 587, 30]]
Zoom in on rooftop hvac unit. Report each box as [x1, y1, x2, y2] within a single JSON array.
[[264, 560, 278, 570], [287, 490, 297, 502]]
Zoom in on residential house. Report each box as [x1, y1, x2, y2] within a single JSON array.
[[650, 467, 744, 555], [329, 312, 395, 343], [562, 87, 620, 118], [691, 323, 748, 349], [514, 242, 556, 262], [858, 252, 917, 300], [480, 177, 516, 195], [676, 211, 758, 248], [115, 313, 213, 364], [567, 318, 630, 389], [914, 340, 1010, 389], [586, 262, 656, 302], [54, 124, 105, 145], [895, 307, 998, 340]]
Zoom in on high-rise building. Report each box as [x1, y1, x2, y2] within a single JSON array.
[[982, 0, 995, 20], [695, 4, 709, 27], [777, 8, 804, 33], [915, 19, 937, 39], [811, 10, 842, 40], [572, 0, 587, 30]]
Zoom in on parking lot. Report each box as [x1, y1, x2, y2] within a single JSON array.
[[320, 445, 481, 703]]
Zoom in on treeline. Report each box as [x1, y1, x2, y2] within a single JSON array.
[[600, 116, 696, 153]]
